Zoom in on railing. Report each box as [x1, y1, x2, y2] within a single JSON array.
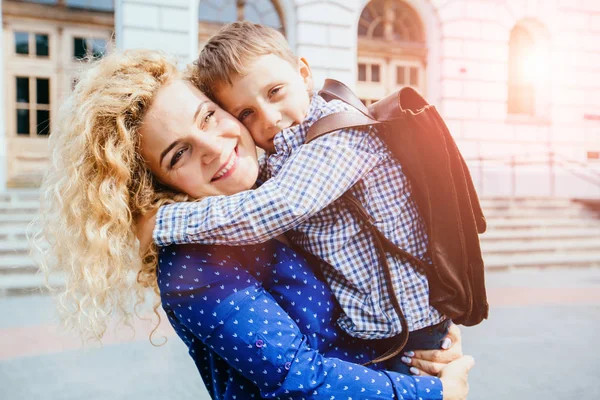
[[464, 151, 600, 197]]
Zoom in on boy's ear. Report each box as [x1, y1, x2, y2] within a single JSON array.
[[298, 57, 314, 92]]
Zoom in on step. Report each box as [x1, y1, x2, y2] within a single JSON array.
[[484, 252, 600, 269], [482, 206, 598, 218], [0, 225, 33, 241], [0, 241, 32, 256], [0, 272, 64, 296], [0, 190, 40, 203], [0, 201, 40, 214], [0, 214, 37, 225], [480, 227, 600, 241], [481, 238, 600, 255], [480, 197, 576, 209], [485, 217, 600, 229], [0, 254, 37, 274], [482, 208, 590, 217]]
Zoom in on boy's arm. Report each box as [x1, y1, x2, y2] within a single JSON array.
[[256, 150, 270, 185], [153, 129, 381, 247]]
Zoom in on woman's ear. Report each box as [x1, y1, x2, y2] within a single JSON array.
[[298, 57, 314, 92]]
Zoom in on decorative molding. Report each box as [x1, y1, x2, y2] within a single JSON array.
[[3, 0, 114, 28]]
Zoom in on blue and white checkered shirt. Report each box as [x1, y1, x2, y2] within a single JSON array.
[[153, 94, 444, 339]]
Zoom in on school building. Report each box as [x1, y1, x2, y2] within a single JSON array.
[[1, 0, 600, 197]]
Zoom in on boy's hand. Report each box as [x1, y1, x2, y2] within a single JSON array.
[[439, 355, 475, 400], [401, 323, 463, 376], [135, 210, 157, 254]]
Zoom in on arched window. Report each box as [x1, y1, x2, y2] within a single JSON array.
[[198, 0, 284, 48], [358, 0, 424, 43], [357, 0, 426, 105], [508, 25, 535, 115]]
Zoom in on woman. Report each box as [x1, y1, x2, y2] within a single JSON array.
[[34, 49, 473, 399]]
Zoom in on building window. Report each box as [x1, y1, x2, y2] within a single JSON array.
[[508, 25, 535, 115], [358, 62, 383, 83], [358, 0, 424, 44], [14, 32, 50, 57], [396, 65, 420, 86], [357, 0, 426, 99], [15, 76, 51, 136], [73, 37, 108, 60], [199, 0, 283, 29]]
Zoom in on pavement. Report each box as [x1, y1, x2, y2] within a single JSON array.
[[1, 267, 599, 400]]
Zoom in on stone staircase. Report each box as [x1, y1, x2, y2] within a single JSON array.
[[0, 190, 45, 295], [2, 192, 600, 295], [480, 197, 600, 269]]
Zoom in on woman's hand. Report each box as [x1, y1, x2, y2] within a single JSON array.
[[135, 210, 157, 254], [439, 355, 475, 400], [402, 323, 463, 376]]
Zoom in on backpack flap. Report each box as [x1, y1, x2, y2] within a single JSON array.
[[391, 89, 488, 325]]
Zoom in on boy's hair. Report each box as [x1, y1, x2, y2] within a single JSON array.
[[191, 21, 297, 99]]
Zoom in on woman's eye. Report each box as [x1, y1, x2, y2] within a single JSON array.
[[170, 147, 187, 168], [238, 109, 252, 121]]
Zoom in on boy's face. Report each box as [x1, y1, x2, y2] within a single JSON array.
[[214, 54, 314, 152]]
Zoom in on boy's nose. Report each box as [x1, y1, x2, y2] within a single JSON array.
[[260, 105, 282, 130]]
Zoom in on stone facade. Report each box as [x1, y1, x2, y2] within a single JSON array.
[[2, 0, 600, 197], [0, 1, 6, 191]]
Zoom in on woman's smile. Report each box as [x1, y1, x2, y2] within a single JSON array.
[[212, 146, 239, 182], [139, 79, 259, 198]]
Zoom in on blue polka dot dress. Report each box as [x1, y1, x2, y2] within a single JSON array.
[[158, 240, 442, 399]]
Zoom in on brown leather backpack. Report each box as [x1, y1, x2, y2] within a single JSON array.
[[306, 79, 489, 363]]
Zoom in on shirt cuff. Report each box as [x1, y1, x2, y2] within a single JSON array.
[[415, 375, 443, 400], [387, 372, 443, 400], [153, 202, 191, 247]]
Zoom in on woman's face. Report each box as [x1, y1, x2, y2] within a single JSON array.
[[140, 79, 259, 198]]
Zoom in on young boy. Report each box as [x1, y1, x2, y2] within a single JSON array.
[[153, 21, 452, 373]]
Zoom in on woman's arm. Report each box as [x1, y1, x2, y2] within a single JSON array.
[[158, 244, 443, 400]]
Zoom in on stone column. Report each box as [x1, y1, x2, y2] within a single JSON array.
[[295, 1, 357, 90], [115, 0, 199, 63], [0, 1, 6, 192]]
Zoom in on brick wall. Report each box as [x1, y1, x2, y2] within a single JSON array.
[[3, 0, 596, 197], [291, 0, 600, 198]]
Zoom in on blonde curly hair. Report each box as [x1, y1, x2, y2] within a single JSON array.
[[31, 49, 192, 341]]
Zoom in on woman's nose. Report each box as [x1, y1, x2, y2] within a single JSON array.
[[198, 136, 222, 165]]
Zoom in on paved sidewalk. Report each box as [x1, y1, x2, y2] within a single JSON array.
[[1, 267, 599, 400]]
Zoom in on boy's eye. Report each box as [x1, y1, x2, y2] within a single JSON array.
[[269, 86, 282, 98], [238, 109, 253, 121]]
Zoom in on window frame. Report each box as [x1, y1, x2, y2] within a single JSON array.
[[506, 19, 551, 123], [198, 0, 286, 51], [356, 1, 427, 103], [8, 24, 56, 62], [62, 26, 113, 94], [9, 73, 55, 138]]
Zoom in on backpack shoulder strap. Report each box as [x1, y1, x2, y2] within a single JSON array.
[[305, 111, 381, 144], [319, 79, 372, 118]]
